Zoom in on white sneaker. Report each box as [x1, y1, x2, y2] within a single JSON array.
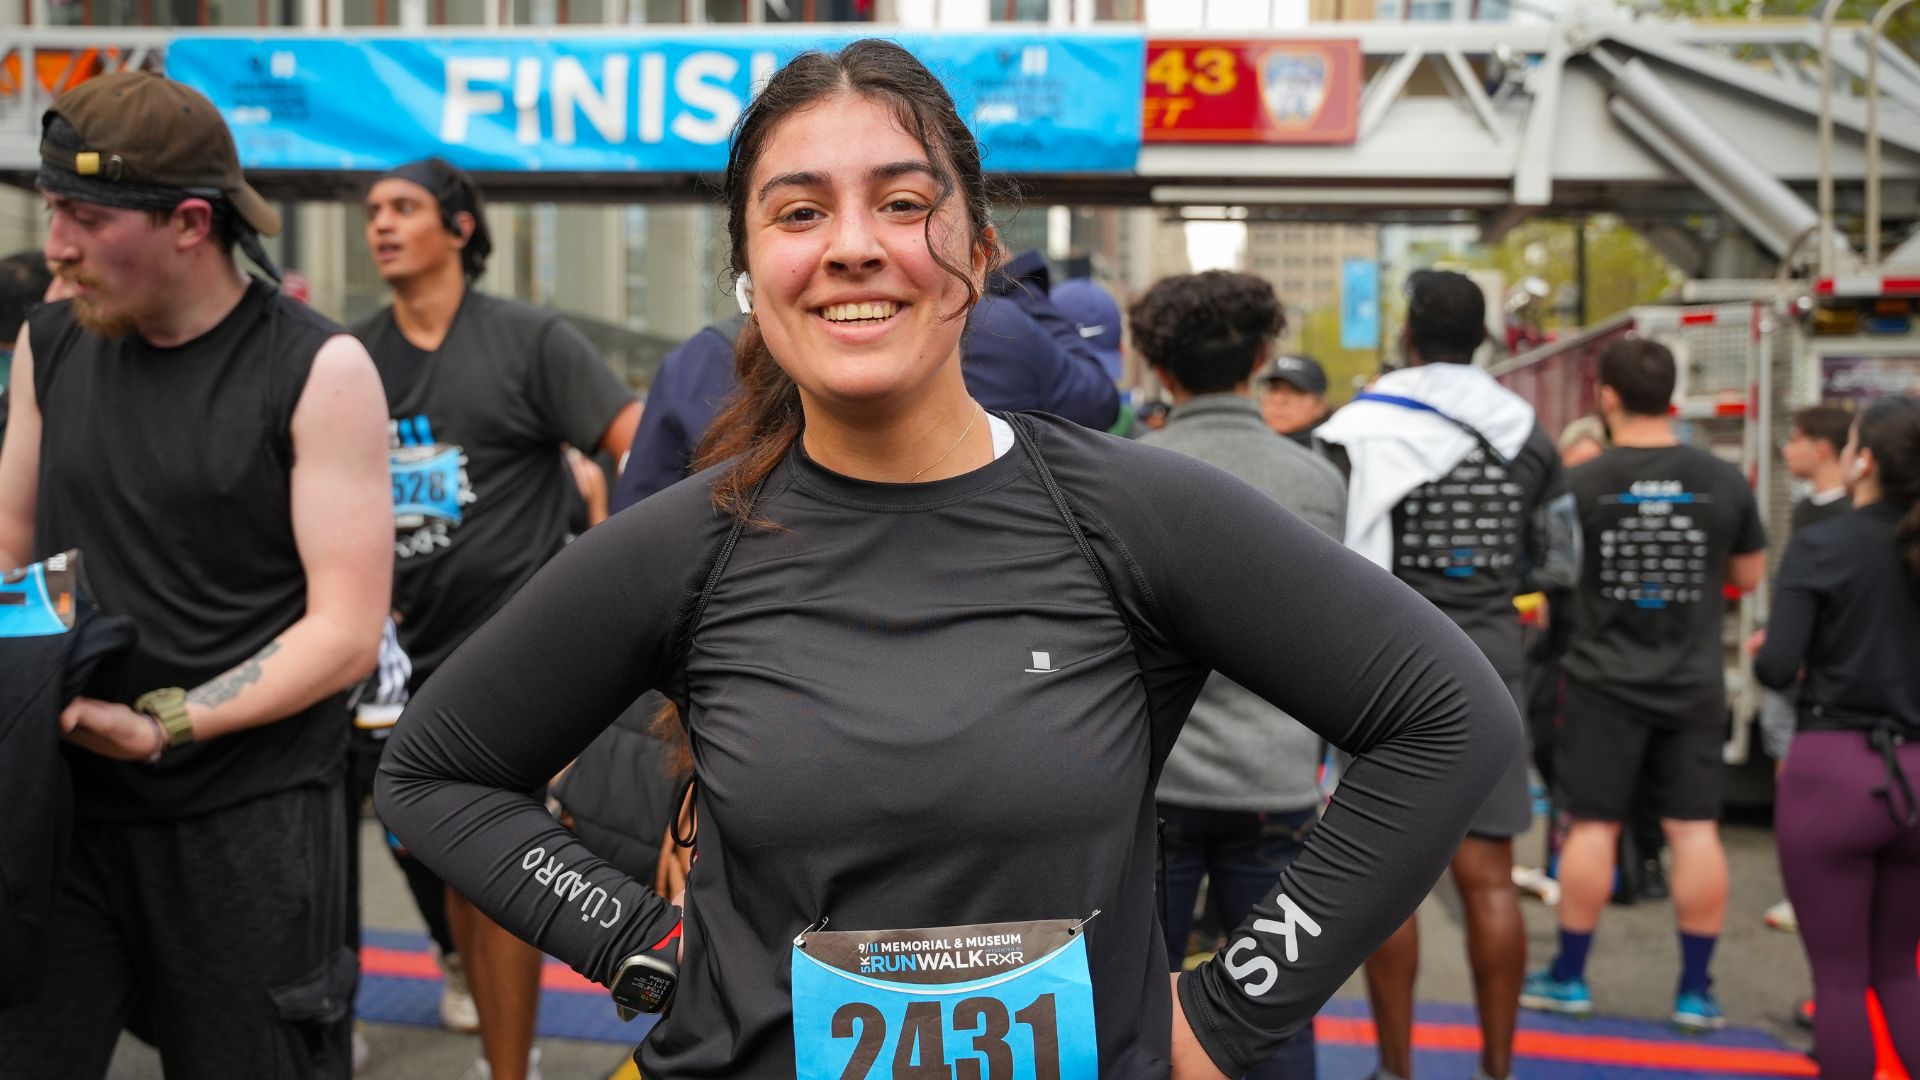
[[1765, 899, 1798, 933], [458, 1047, 543, 1080], [439, 950, 481, 1033], [1512, 864, 1561, 906]]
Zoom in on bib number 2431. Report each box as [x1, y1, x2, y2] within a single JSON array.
[[792, 918, 1098, 1080]]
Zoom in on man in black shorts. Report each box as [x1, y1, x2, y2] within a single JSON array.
[[1523, 338, 1766, 1032], [1319, 269, 1578, 1080], [0, 72, 392, 1079], [356, 157, 638, 1080]]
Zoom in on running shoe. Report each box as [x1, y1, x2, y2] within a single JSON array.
[[1672, 989, 1728, 1033], [1765, 899, 1798, 933], [1520, 969, 1594, 1017], [440, 949, 481, 1033], [1512, 865, 1561, 906], [459, 1047, 543, 1080]]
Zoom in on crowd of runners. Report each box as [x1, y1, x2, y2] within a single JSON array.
[[0, 40, 1917, 1080]]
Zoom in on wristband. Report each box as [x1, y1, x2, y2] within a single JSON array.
[[142, 712, 168, 763]]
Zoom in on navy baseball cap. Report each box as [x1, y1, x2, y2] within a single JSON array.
[[1259, 354, 1328, 396], [1050, 277, 1124, 382]]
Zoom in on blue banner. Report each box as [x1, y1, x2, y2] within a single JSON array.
[[166, 33, 1144, 174], [1341, 257, 1379, 351]]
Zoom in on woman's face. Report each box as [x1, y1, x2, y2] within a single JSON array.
[[742, 91, 984, 413]]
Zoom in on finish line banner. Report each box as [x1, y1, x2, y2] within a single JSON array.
[[166, 34, 1144, 175]]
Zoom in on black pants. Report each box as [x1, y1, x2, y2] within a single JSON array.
[[0, 783, 356, 1080]]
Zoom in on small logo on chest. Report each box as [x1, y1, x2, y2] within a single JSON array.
[[1024, 651, 1061, 674]]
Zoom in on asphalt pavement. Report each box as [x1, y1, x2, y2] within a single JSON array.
[[104, 810, 1813, 1079]]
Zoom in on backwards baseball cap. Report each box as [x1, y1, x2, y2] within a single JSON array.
[[1259, 353, 1328, 396], [1049, 277, 1124, 382], [38, 71, 281, 278]]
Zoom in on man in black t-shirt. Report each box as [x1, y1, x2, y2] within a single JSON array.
[[1320, 270, 1578, 1080], [355, 158, 637, 1080], [0, 73, 392, 1079], [1523, 339, 1766, 1033]]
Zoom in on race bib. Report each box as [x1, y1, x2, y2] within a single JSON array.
[[0, 554, 76, 638], [791, 917, 1099, 1080], [390, 445, 465, 527]]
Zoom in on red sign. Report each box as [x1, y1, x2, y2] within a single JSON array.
[[1143, 40, 1361, 145]]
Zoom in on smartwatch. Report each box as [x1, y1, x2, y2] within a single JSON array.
[[135, 687, 194, 750], [609, 951, 678, 1020]]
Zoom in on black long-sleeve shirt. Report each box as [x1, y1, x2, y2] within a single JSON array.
[[1755, 501, 1920, 728], [375, 413, 1519, 1078]]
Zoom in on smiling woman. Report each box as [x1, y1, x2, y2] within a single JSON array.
[[377, 37, 1525, 1080], [700, 39, 1000, 513]]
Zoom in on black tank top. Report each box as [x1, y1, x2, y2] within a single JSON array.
[[31, 279, 349, 820]]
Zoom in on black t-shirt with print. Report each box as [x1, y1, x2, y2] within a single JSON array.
[[1389, 423, 1565, 678], [353, 290, 632, 687], [376, 414, 1522, 1079], [1563, 444, 1767, 718]]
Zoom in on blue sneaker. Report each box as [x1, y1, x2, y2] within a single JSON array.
[[1520, 969, 1594, 1017], [1672, 989, 1727, 1033]]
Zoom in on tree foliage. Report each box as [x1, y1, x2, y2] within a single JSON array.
[[1658, 0, 1920, 60], [1292, 303, 1383, 405], [1485, 216, 1685, 331]]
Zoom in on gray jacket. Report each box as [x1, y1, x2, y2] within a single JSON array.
[[1141, 394, 1347, 812]]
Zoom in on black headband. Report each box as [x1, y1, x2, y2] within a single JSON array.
[[380, 161, 476, 233], [37, 162, 281, 283]]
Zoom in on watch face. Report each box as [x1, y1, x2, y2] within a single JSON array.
[[614, 968, 675, 1014]]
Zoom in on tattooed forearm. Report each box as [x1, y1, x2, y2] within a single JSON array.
[[188, 640, 284, 708]]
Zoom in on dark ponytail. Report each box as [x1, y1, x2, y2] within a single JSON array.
[[1856, 396, 1920, 593], [696, 39, 999, 522], [693, 315, 802, 521]]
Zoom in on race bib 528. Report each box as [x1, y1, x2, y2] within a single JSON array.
[[389, 445, 465, 527]]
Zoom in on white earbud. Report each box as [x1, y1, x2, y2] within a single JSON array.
[[734, 273, 754, 315], [1850, 455, 1869, 482]]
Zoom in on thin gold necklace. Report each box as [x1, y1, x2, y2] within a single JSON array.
[[909, 406, 982, 482]]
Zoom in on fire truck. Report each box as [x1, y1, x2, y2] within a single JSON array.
[[1486, 5, 1920, 800]]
